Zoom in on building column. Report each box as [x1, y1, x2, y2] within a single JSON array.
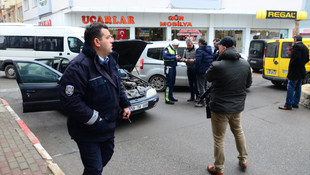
[[208, 14, 215, 46], [166, 27, 172, 41], [244, 27, 251, 56], [130, 26, 135, 39]]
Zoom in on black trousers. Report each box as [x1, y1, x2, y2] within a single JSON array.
[[75, 138, 115, 175]]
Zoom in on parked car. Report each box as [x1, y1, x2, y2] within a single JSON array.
[[13, 40, 159, 116], [137, 41, 198, 91], [263, 38, 310, 86]]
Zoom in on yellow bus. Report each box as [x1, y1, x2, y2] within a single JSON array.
[[262, 38, 310, 86]]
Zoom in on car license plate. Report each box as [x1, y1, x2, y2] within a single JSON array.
[[250, 60, 256, 63], [267, 70, 276, 75], [131, 102, 148, 111]]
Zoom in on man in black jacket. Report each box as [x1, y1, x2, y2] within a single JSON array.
[[205, 37, 252, 175], [59, 23, 131, 175], [279, 35, 309, 110]]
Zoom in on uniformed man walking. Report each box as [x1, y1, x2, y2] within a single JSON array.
[[58, 23, 131, 175], [163, 39, 181, 104]]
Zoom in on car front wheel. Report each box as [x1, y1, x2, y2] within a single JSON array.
[[4, 64, 16, 79], [149, 75, 166, 92]]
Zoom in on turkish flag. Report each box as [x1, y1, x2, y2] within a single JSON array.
[[118, 29, 127, 40]]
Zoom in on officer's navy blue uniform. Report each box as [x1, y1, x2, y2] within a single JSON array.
[[59, 43, 130, 175], [163, 44, 178, 102]]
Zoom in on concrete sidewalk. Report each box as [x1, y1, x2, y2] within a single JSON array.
[[0, 99, 64, 175]]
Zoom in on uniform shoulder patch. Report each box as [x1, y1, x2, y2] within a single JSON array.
[[164, 50, 168, 53], [65, 85, 74, 96]]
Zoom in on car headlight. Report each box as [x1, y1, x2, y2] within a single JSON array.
[[146, 88, 157, 98]]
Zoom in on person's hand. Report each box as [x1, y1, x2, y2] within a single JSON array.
[[176, 55, 181, 60], [189, 59, 194, 62], [122, 107, 131, 119]]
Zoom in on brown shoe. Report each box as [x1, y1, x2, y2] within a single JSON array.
[[239, 161, 247, 172], [207, 164, 223, 175], [278, 106, 292, 110]]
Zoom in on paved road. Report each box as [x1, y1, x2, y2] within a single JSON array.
[[1, 71, 310, 175]]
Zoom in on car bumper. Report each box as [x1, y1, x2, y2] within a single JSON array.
[[262, 74, 287, 83], [130, 94, 159, 115]]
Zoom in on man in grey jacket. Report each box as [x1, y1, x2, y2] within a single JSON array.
[[205, 37, 252, 175], [181, 39, 199, 102]]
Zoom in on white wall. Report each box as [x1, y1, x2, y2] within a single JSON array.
[[23, 0, 70, 23], [72, 0, 170, 9]]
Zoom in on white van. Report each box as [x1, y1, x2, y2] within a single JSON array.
[[0, 23, 85, 78]]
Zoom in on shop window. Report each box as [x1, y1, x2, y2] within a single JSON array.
[[135, 28, 166, 41], [109, 28, 130, 40], [35, 37, 63, 51], [215, 30, 243, 53], [250, 30, 283, 39], [172, 29, 208, 42]]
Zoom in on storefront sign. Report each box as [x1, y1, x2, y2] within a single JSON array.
[[160, 15, 192, 27], [38, 19, 52, 26], [118, 29, 127, 40], [300, 28, 310, 35], [256, 10, 307, 20], [139, 30, 150, 37], [82, 16, 135, 25]]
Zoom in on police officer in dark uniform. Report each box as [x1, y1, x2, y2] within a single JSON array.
[[58, 23, 131, 175], [163, 39, 181, 104]]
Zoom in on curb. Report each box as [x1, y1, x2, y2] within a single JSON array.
[[0, 98, 65, 175]]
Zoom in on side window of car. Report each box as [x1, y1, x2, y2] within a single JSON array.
[[177, 47, 186, 57], [8, 36, 34, 49], [68, 37, 83, 53], [35, 37, 64, 51], [16, 62, 59, 83], [0, 36, 7, 50], [147, 47, 164, 60]]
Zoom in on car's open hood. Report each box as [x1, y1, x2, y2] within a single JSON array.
[[112, 40, 147, 72]]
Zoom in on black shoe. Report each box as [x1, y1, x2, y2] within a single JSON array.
[[187, 98, 194, 102], [292, 105, 299, 108], [171, 98, 178, 102], [165, 101, 175, 105]]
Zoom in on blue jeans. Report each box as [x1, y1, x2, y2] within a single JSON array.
[[285, 80, 302, 107], [76, 138, 115, 175]]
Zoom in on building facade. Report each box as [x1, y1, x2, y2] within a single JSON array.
[[21, 0, 307, 55], [0, 0, 23, 22]]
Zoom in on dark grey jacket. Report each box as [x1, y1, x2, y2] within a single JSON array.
[[206, 47, 252, 114]]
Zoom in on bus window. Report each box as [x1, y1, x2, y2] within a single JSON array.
[[8, 36, 34, 49], [35, 37, 64, 52], [0, 36, 7, 50], [266, 42, 279, 58], [68, 37, 83, 53], [281, 42, 293, 58]]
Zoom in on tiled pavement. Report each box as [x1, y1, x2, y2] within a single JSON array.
[[0, 99, 64, 175]]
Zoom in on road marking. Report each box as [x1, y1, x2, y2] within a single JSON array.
[[0, 88, 19, 93]]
